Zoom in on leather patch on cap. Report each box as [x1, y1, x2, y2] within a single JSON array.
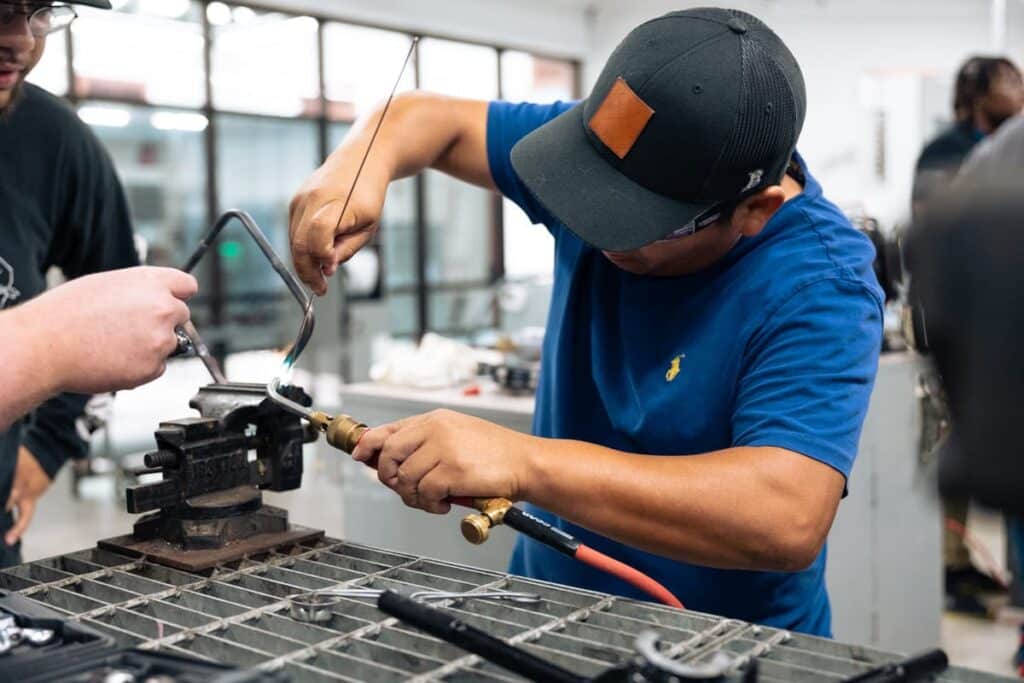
[[588, 77, 654, 159]]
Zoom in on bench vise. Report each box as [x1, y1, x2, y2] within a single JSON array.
[[98, 382, 324, 571]]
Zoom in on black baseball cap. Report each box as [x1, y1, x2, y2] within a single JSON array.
[[510, 8, 806, 251]]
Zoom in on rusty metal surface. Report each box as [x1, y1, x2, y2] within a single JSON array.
[[0, 537, 1012, 682], [98, 524, 324, 572]]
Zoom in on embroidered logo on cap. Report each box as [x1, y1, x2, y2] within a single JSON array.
[[588, 77, 655, 159], [742, 169, 764, 192]]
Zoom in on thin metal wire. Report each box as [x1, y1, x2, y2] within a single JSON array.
[[328, 36, 419, 246], [269, 35, 420, 424]]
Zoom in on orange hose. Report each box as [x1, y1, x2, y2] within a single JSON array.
[[355, 426, 682, 608], [575, 544, 684, 609]]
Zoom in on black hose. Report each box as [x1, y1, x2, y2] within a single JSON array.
[[843, 649, 949, 683], [378, 591, 584, 683]]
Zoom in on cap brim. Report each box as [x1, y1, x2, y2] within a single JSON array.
[[70, 0, 113, 8], [510, 102, 717, 252]]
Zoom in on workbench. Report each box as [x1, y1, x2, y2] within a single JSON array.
[[0, 537, 1007, 682], [336, 353, 941, 654]]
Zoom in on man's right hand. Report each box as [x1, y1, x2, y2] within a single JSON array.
[[21, 266, 198, 395], [288, 92, 492, 295], [289, 149, 389, 296]]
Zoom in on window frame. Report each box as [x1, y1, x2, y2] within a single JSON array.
[[56, 0, 581, 349]]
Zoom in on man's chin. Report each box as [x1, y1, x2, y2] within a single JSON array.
[[602, 251, 654, 275]]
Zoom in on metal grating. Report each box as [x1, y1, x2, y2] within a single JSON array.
[[0, 538, 1011, 682]]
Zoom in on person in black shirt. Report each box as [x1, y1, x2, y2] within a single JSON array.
[[0, 0, 196, 566], [910, 55, 1023, 613], [912, 56, 1023, 218], [0, 267, 199, 430]]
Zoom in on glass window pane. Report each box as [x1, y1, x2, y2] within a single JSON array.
[[26, 34, 68, 96], [418, 39, 497, 288], [424, 170, 492, 285], [498, 54, 573, 281], [388, 293, 418, 337], [503, 198, 554, 278], [72, 2, 204, 107], [418, 38, 498, 98], [79, 102, 208, 316], [323, 23, 415, 122], [210, 5, 319, 117], [380, 176, 417, 289], [217, 115, 318, 297], [428, 287, 494, 336], [500, 51, 575, 102], [215, 115, 317, 351]]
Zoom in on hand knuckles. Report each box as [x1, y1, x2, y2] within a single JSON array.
[[154, 331, 176, 356], [309, 217, 339, 245], [418, 480, 445, 503], [395, 466, 414, 486]]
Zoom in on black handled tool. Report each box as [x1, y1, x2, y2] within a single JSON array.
[[377, 591, 736, 683], [842, 649, 949, 683], [379, 591, 949, 683], [378, 590, 584, 683]]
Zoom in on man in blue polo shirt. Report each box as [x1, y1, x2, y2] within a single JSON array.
[[289, 8, 882, 636]]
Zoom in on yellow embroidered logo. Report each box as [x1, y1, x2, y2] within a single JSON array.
[[665, 354, 685, 382]]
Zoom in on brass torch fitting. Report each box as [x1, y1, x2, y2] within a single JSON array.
[[324, 414, 370, 454], [307, 411, 332, 431], [460, 498, 512, 545]]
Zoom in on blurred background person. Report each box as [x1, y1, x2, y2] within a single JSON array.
[[912, 56, 1023, 220], [909, 54, 1023, 617]]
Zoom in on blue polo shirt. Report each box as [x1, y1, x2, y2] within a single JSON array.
[[487, 100, 883, 636]]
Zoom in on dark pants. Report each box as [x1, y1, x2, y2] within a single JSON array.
[[1009, 517, 1024, 608]]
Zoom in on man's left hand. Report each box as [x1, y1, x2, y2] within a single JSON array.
[[352, 410, 536, 514], [5, 447, 52, 546]]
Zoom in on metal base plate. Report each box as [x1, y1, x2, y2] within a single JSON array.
[[97, 524, 324, 572]]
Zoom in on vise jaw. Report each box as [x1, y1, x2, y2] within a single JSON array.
[[99, 383, 323, 570]]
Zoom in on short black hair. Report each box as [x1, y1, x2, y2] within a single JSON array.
[[954, 56, 1022, 121]]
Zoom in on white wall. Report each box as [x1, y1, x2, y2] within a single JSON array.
[[252, 0, 591, 58], [586, 0, 1024, 227]]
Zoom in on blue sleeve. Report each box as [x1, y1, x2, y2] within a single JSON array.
[[486, 100, 576, 226], [732, 278, 883, 479]]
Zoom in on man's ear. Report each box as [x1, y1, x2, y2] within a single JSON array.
[[732, 186, 786, 237]]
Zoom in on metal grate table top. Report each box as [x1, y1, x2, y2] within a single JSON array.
[[0, 538, 1010, 682]]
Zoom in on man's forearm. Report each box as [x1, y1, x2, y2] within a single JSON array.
[[0, 306, 60, 431], [522, 439, 844, 572], [334, 91, 493, 189]]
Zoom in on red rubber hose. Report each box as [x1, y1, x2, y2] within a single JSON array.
[[353, 427, 683, 609], [575, 544, 684, 609]]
